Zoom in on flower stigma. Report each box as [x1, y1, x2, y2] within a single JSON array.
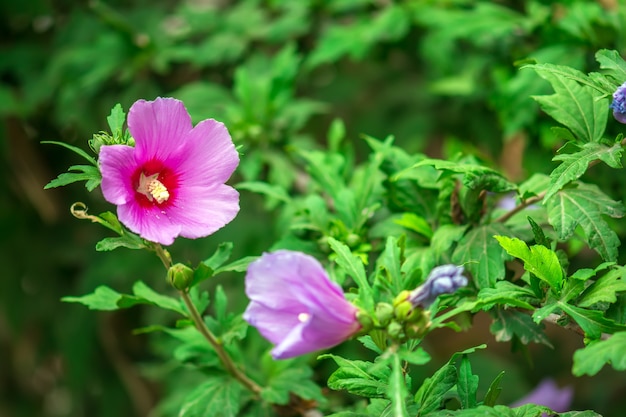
[[298, 312, 311, 323], [137, 171, 170, 204]]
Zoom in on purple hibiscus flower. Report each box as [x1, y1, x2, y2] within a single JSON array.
[[610, 81, 626, 124], [98, 97, 239, 245], [510, 378, 573, 414], [243, 250, 361, 360]]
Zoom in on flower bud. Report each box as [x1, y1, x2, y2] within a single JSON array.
[[356, 310, 374, 333], [409, 265, 467, 308], [610, 81, 626, 124], [394, 300, 413, 321], [167, 263, 194, 291], [374, 302, 394, 326], [387, 321, 404, 340]]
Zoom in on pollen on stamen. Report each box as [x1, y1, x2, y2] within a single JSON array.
[[297, 312, 311, 323], [148, 179, 170, 203]]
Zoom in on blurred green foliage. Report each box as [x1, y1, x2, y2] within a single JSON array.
[[2, 0, 626, 416]]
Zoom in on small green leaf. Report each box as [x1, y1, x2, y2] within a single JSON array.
[[545, 183, 624, 261], [393, 213, 433, 238], [179, 375, 247, 417], [457, 355, 478, 409], [452, 224, 512, 289], [106, 103, 126, 137], [95, 234, 146, 251], [530, 66, 608, 143], [414, 364, 457, 416], [578, 267, 626, 307], [236, 181, 291, 203], [490, 309, 552, 347], [327, 237, 374, 311], [44, 164, 102, 191], [483, 371, 505, 407], [543, 142, 623, 202], [595, 49, 626, 84], [573, 331, 626, 376], [558, 301, 626, 339], [320, 354, 390, 398], [62, 286, 144, 310], [132, 281, 186, 316], [494, 235, 563, 293]]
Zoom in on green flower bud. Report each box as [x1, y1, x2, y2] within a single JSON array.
[[387, 320, 404, 340], [346, 233, 361, 247], [394, 300, 413, 321], [393, 290, 410, 307], [356, 310, 374, 333], [375, 302, 395, 326], [168, 263, 194, 291]]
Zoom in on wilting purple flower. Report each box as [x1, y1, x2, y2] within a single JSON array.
[[409, 265, 467, 307], [243, 251, 360, 360], [99, 98, 239, 245], [610, 81, 626, 124], [510, 378, 573, 415]]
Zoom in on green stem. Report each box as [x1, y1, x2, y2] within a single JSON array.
[[494, 191, 545, 224], [152, 243, 262, 395], [179, 290, 262, 394]]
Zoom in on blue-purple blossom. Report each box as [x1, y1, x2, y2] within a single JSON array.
[[510, 378, 573, 415], [243, 250, 360, 360], [610, 81, 626, 124], [409, 265, 467, 307]]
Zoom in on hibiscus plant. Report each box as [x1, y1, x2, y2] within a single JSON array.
[[40, 46, 626, 417]]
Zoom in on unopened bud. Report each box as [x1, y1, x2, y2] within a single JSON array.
[[409, 265, 467, 308], [387, 321, 403, 339], [167, 263, 194, 291], [375, 302, 394, 326], [356, 310, 374, 332]]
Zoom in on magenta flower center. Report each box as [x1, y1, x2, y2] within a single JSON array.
[[131, 160, 179, 208]]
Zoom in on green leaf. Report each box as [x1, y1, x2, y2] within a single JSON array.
[[387, 353, 409, 417], [44, 164, 102, 191], [95, 234, 146, 251], [476, 281, 539, 311], [205, 286, 248, 344], [327, 237, 374, 311], [106, 103, 126, 137], [320, 354, 390, 398], [543, 142, 623, 202], [452, 224, 512, 289], [190, 242, 236, 287], [559, 412, 603, 417], [132, 281, 187, 316], [214, 256, 257, 274], [236, 181, 291, 203], [262, 364, 324, 406], [490, 309, 552, 347], [414, 364, 457, 416], [573, 331, 626, 376], [396, 159, 516, 192], [578, 267, 626, 308], [375, 236, 404, 295], [393, 213, 433, 238], [558, 301, 626, 339], [595, 49, 626, 84], [530, 66, 608, 143], [483, 371, 505, 407], [457, 355, 478, 409], [494, 235, 563, 293], [522, 62, 612, 96], [179, 375, 247, 417], [42, 141, 97, 166], [545, 183, 624, 261], [426, 404, 552, 417], [61, 286, 144, 311]]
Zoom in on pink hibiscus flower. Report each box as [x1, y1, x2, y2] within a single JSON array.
[[99, 97, 239, 245]]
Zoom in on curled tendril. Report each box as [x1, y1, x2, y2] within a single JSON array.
[[70, 202, 101, 223]]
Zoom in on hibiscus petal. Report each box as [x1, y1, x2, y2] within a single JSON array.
[[117, 201, 182, 245], [169, 184, 240, 239], [178, 118, 239, 185], [99, 145, 136, 205], [128, 98, 193, 163], [243, 301, 301, 346]]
